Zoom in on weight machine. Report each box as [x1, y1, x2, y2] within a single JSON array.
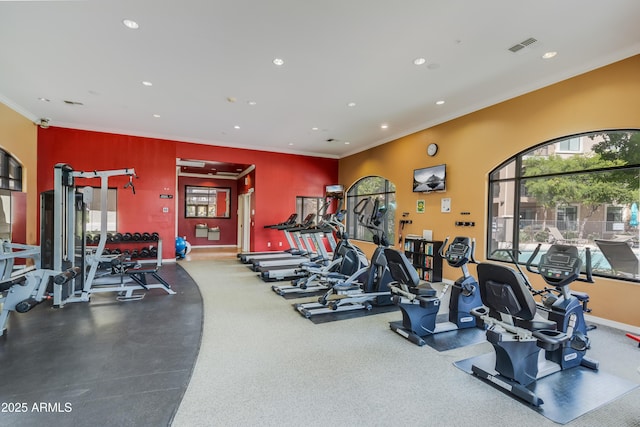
[[43, 164, 175, 307]]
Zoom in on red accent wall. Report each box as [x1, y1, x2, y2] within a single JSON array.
[[176, 142, 338, 252], [38, 127, 339, 257], [37, 127, 178, 258]]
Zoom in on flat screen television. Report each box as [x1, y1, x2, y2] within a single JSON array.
[[413, 164, 446, 193]]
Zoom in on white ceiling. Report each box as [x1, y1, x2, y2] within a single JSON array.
[[1, 0, 639, 159]]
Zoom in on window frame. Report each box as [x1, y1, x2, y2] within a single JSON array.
[[0, 149, 22, 191], [488, 129, 640, 282], [184, 185, 231, 219], [346, 176, 396, 244], [85, 187, 118, 233]]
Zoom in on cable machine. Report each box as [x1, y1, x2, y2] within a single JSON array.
[[43, 163, 174, 307]]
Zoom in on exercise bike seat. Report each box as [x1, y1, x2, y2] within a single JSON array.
[[514, 316, 557, 332]]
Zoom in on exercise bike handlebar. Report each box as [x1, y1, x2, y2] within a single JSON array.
[[438, 236, 449, 258], [469, 238, 478, 264], [525, 244, 542, 275]]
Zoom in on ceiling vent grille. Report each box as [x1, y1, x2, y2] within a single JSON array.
[[508, 37, 538, 53], [63, 100, 84, 106]]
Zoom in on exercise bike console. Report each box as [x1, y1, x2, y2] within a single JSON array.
[[527, 243, 594, 288]]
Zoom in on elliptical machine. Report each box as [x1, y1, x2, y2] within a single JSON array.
[[294, 197, 394, 318], [387, 236, 483, 346], [470, 243, 599, 406], [272, 210, 368, 296]]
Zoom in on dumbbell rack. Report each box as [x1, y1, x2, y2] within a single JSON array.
[[86, 231, 162, 264]]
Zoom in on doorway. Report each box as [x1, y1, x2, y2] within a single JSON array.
[[238, 190, 253, 252]]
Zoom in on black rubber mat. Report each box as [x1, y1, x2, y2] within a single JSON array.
[[454, 352, 639, 424], [389, 316, 488, 351], [0, 264, 202, 427], [421, 326, 487, 351]]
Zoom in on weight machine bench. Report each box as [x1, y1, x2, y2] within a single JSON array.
[[124, 265, 172, 291]]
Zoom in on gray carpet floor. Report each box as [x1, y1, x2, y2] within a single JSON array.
[[172, 259, 640, 427]]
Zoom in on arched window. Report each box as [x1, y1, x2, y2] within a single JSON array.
[[0, 149, 23, 240], [488, 129, 640, 282], [0, 149, 22, 191], [346, 176, 396, 243]]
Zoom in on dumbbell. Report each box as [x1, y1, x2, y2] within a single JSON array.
[[113, 232, 123, 242], [122, 232, 133, 241], [149, 246, 158, 258], [142, 232, 151, 241], [151, 232, 159, 241], [133, 232, 142, 241], [140, 247, 150, 258]]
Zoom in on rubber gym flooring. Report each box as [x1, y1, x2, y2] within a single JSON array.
[[0, 263, 202, 427]]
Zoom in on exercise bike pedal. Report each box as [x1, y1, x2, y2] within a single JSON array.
[[580, 356, 599, 370]]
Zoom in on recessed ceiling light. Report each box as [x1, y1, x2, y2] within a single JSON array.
[[247, 101, 257, 106], [142, 81, 153, 87], [233, 125, 240, 129], [344, 141, 350, 145], [380, 124, 389, 129], [288, 142, 294, 146], [273, 58, 284, 66], [122, 19, 139, 30], [436, 100, 445, 105], [413, 57, 426, 66], [38, 97, 50, 102], [152, 114, 160, 118], [311, 127, 319, 131], [542, 51, 558, 59], [347, 102, 356, 107]]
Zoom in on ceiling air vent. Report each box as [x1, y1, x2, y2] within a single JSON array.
[[508, 37, 537, 53], [63, 100, 84, 106]]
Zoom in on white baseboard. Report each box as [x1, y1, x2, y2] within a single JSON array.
[[190, 244, 237, 249], [585, 313, 640, 334]]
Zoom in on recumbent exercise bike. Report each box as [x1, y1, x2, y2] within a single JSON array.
[[470, 243, 598, 406], [387, 236, 484, 346]]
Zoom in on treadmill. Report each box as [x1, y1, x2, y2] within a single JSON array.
[[259, 221, 334, 282], [250, 214, 318, 271], [238, 213, 301, 264]]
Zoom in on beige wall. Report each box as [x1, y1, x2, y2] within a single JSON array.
[[339, 55, 640, 327], [0, 103, 37, 245]]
